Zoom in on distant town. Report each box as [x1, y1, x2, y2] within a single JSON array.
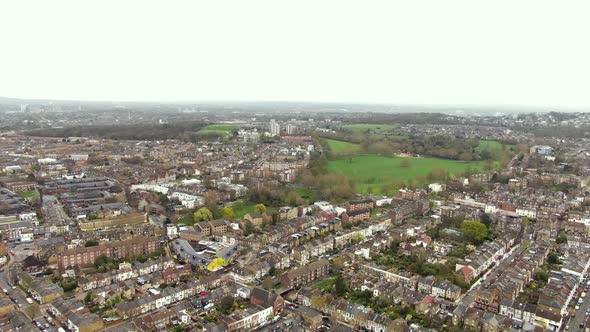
[[0, 100, 590, 332]]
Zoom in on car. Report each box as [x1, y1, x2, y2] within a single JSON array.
[[26, 298, 34, 304], [2, 288, 7, 294], [17, 303, 22, 308], [575, 305, 580, 310], [583, 292, 587, 298]]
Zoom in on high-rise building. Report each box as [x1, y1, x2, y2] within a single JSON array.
[[286, 124, 296, 135], [269, 120, 280, 136]]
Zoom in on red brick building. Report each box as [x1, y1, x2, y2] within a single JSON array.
[[58, 236, 160, 269]]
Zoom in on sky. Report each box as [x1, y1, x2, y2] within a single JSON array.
[[1, 0, 589, 108]]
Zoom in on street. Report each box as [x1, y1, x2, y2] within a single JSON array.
[[0, 242, 64, 331], [564, 278, 590, 331]]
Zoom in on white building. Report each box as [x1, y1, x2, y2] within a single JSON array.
[[286, 124, 296, 135], [69, 154, 89, 161], [269, 120, 280, 136], [516, 208, 537, 219], [130, 184, 169, 194], [170, 192, 203, 209], [428, 183, 444, 193]]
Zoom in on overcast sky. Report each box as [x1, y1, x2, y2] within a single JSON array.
[[1, 1, 589, 107]]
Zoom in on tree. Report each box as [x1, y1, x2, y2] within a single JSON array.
[[334, 274, 347, 297], [243, 221, 255, 236], [461, 220, 488, 244], [221, 207, 235, 220], [84, 291, 96, 304], [547, 253, 561, 265], [204, 191, 219, 215], [61, 277, 78, 292], [480, 213, 492, 229], [310, 296, 327, 310], [556, 232, 567, 244], [219, 295, 235, 314], [536, 270, 549, 283], [84, 239, 99, 247], [193, 207, 213, 222], [255, 204, 267, 214]]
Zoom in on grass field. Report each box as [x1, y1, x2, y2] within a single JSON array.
[[341, 124, 397, 133], [200, 124, 239, 134], [231, 201, 276, 218], [325, 139, 361, 155], [18, 190, 39, 199], [326, 155, 489, 194], [477, 140, 515, 152]]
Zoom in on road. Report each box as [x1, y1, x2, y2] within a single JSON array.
[[456, 243, 522, 307], [1, 243, 66, 332], [564, 278, 590, 331]]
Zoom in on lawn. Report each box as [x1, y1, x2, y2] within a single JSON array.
[[313, 275, 338, 292], [293, 188, 316, 204], [18, 190, 39, 199], [326, 155, 490, 194], [231, 201, 276, 219], [200, 124, 239, 134], [325, 139, 361, 155], [477, 140, 515, 152], [340, 124, 397, 133]]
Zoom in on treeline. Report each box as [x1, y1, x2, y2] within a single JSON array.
[[321, 131, 519, 164], [25, 121, 212, 141], [333, 113, 460, 126], [291, 151, 356, 201]]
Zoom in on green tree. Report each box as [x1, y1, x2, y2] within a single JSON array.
[[548, 253, 561, 265], [219, 295, 235, 314], [221, 207, 235, 220], [243, 221, 255, 236], [461, 220, 488, 244], [193, 207, 213, 222], [536, 270, 549, 283], [84, 239, 99, 247], [556, 232, 567, 244], [334, 274, 347, 297], [255, 203, 267, 214]]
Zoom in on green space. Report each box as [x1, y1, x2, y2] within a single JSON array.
[[293, 188, 316, 204], [200, 124, 239, 134], [313, 274, 338, 292], [476, 140, 514, 152], [231, 200, 276, 219], [326, 155, 491, 194], [325, 139, 361, 155], [18, 190, 39, 199], [340, 124, 397, 133]]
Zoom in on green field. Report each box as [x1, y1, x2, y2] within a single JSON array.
[[341, 124, 397, 133], [477, 140, 515, 152], [326, 155, 489, 194], [231, 201, 276, 218], [325, 139, 361, 155], [18, 190, 39, 199], [200, 124, 239, 134]]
